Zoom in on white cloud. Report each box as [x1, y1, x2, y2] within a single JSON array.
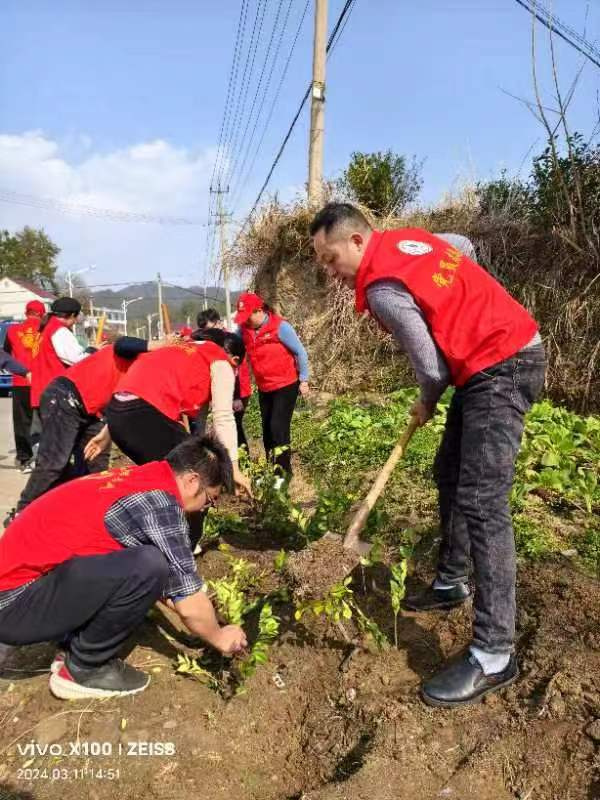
[[0, 131, 222, 287]]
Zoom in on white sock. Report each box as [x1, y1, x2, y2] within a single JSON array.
[[433, 577, 467, 591], [470, 646, 510, 676]]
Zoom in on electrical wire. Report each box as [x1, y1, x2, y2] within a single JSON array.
[[513, 0, 600, 69], [231, 0, 358, 248], [224, 0, 292, 195], [0, 189, 206, 226], [230, 0, 310, 213]]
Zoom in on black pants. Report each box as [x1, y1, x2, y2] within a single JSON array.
[[106, 397, 205, 547], [17, 379, 109, 513], [106, 397, 188, 465], [258, 381, 299, 476], [433, 344, 546, 653], [0, 548, 169, 668], [11, 385, 36, 464], [235, 397, 250, 451]]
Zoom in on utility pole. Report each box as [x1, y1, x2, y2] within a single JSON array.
[[308, 0, 328, 208], [157, 273, 164, 338], [210, 185, 232, 327]]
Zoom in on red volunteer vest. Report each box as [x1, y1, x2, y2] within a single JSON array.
[[30, 316, 71, 407], [355, 229, 538, 386], [68, 345, 133, 416], [116, 339, 229, 420], [238, 357, 252, 399], [5, 318, 40, 387], [0, 461, 182, 592], [241, 313, 298, 392]]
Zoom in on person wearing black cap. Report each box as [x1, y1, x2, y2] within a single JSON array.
[[30, 297, 88, 413]]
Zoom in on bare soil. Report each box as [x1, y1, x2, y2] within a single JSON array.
[[1, 528, 599, 800], [285, 534, 361, 602]]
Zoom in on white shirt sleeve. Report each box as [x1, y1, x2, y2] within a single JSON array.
[[51, 327, 88, 366], [209, 360, 238, 465]]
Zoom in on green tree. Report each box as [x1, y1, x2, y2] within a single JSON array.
[[0, 226, 60, 287], [338, 150, 423, 216]]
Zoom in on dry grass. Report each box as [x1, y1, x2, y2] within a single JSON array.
[[230, 196, 600, 411]]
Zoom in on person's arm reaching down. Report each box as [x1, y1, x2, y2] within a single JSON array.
[[367, 280, 451, 423], [0, 351, 29, 378], [278, 321, 310, 395], [113, 335, 175, 359], [104, 491, 246, 655], [210, 360, 252, 496]]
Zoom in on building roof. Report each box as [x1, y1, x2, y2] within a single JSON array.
[[5, 277, 56, 300]]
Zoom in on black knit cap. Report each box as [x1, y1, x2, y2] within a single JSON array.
[[51, 297, 82, 315]]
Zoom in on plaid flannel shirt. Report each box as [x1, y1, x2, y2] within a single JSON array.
[[0, 490, 202, 610]]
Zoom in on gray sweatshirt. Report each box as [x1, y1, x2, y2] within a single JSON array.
[[366, 233, 540, 409]]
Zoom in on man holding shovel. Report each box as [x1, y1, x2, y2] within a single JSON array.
[[310, 203, 545, 708]]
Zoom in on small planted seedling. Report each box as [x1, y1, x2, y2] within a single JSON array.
[[273, 549, 289, 573], [295, 576, 387, 649], [389, 559, 408, 649], [175, 653, 223, 693], [236, 602, 280, 687]]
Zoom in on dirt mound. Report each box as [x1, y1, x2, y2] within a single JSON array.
[[1, 547, 599, 800], [285, 534, 362, 601]]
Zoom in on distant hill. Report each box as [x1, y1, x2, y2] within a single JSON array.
[[90, 283, 241, 326]]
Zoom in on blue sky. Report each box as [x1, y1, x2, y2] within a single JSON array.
[[1, 0, 598, 290]]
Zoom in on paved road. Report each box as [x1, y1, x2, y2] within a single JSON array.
[[0, 397, 27, 520]]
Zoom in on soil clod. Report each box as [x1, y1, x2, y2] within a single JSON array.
[[285, 534, 362, 601]]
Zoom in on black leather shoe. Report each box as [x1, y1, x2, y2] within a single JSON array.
[[403, 581, 471, 612], [421, 651, 518, 708]]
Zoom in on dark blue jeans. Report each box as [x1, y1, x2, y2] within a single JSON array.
[[433, 344, 546, 654]]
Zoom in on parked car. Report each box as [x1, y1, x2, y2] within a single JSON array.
[[0, 320, 16, 396]]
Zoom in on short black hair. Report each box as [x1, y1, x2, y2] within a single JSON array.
[[196, 308, 221, 329], [166, 434, 233, 492], [309, 202, 371, 237], [192, 328, 246, 361]]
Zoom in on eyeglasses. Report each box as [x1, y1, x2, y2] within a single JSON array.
[[202, 490, 219, 509]]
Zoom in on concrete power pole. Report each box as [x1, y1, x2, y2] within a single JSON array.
[[308, 0, 328, 208], [210, 185, 232, 328], [157, 272, 164, 338]]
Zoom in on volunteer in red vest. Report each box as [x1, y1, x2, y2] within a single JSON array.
[[235, 293, 310, 478], [11, 336, 168, 519], [195, 308, 252, 450], [0, 436, 247, 700], [30, 296, 88, 411], [310, 203, 546, 709], [105, 330, 251, 496], [3, 300, 45, 471]]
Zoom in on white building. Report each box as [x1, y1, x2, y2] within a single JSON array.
[[0, 277, 55, 319]]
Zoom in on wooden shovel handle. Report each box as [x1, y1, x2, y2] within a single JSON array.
[[343, 416, 420, 551]]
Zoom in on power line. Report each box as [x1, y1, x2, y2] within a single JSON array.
[[205, 1, 251, 300], [513, 0, 600, 69], [230, 0, 310, 213], [0, 189, 206, 226], [219, 0, 269, 191], [225, 0, 291, 195], [232, 0, 358, 244], [209, 0, 251, 194]]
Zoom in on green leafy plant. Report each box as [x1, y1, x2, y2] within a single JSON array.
[[201, 508, 247, 545], [273, 549, 289, 573], [175, 653, 222, 693], [295, 577, 387, 649], [513, 514, 554, 560], [236, 602, 280, 685], [389, 559, 408, 649], [579, 528, 600, 579]]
